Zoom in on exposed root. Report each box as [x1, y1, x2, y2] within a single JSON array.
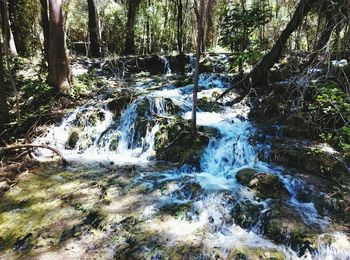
[[0, 144, 68, 166]]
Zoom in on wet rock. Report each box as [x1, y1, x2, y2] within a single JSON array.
[[82, 211, 105, 229], [232, 200, 263, 229], [155, 117, 216, 166], [236, 170, 289, 199], [263, 201, 318, 256], [107, 89, 135, 117], [66, 127, 80, 149], [236, 168, 257, 186], [13, 233, 33, 252], [197, 97, 223, 112], [0, 181, 10, 195], [270, 140, 349, 178], [249, 173, 290, 199], [171, 180, 203, 200], [159, 201, 192, 219], [228, 247, 285, 260]]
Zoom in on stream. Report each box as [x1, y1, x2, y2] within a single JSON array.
[[0, 57, 349, 259]]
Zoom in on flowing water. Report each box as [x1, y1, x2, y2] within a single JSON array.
[[1, 64, 349, 258]]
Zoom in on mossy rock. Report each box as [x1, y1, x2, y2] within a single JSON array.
[[270, 140, 349, 178], [248, 173, 290, 199], [107, 89, 136, 117], [155, 117, 215, 166], [263, 201, 318, 256], [232, 200, 263, 229], [236, 168, 257, 186], [228, 247, 285, 260], [159, 201, 193, 219], [66, 127, 81, 149], [197, 97, 223, 112]]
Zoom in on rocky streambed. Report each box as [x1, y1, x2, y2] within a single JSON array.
[[0, 69, 349, 259]]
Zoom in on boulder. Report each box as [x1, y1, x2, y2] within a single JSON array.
[[232, 200, 263, 229], [107, 89, 135, 117], [155, 117, 215, 166], [236, 168, 257, 186], [236, 170, 289, 199], [270, 140, 349, 178], [249, 173, 290, 199], [263, 201, 318, 256]]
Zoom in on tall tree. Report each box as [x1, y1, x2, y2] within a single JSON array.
[[176, 0, 187, 74], [48, 0, 72, 93], [0, 40, 8, 123], [219, 0, 319, 99], [192, 0, 204, 137], [249, 0, 318, 85], [40, 0, 50, 60], [87, 0, 101, 57], [124, 0, 142, 55], [1, 0, 17, 56], [306, 3, 341, 65]]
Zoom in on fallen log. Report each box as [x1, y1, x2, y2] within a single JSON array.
[[0, 144, 68, 166]]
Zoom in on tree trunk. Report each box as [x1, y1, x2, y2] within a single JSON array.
[[124, 0, 141, 55], [87, 0, 101, 57], [40, 0, 50, 60], [250, 0, 318, 85], [1, 0, 17, 56], [192, 0, 204, 137], [48, 0, 72, 93], [177, 0, 185, 74], [306, 12, 339, 66], [0, 40, 8, 123]]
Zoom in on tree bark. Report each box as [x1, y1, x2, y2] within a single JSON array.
[[306, 11, 339, 66], [1, 0, 17, 56], [177, 0, 185, 74], [48, 0, 72, 93], [40, 0, 50, 60], [192, 0, 204, 137], [87, 0, 101, 57], [0, 40, 8, 123], [249, 0, 318, 85], [124, 0, 141, 55]]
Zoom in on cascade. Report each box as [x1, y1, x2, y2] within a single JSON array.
[[32, 69, 350, 259]]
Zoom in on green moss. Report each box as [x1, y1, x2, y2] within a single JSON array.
[[66, 127, 81, 149], [228, 247, 285, 260]]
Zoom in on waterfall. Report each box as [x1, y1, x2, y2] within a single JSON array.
[[189, 54, 196, 74], [161, 55, 172, 75]]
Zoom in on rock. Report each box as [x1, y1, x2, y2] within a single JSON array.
[[249, 173, 290, 199], [237, 170, 289, 199], [263, 201, 318, 256], [13, 233, 33, 252], [197, 97, 222, 112], [159, 201, 192, 219], [228, 247, 285, 260], [155, 117, 216, 166], [236, 168, 257, 186], [270, 140, 349, 178], [171, 180, 202, 200], [66, 127, 80, 149], [0, 181, 10, 195], [107, 89, 135, 117], [232, 200, 263, 229]]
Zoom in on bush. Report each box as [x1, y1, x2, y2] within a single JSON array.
[[309, 81, 350, 152]]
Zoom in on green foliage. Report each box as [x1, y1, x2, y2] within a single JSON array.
[[309, 82, 350, 152], [67, 71, 97, 99], [9, 0, 41, 56], [220, 1, 272, 53]]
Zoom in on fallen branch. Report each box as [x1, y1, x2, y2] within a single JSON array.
[[0, 144, 67, 166]]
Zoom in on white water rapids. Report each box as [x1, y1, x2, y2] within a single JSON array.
[[34, 72, 350, 259]]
